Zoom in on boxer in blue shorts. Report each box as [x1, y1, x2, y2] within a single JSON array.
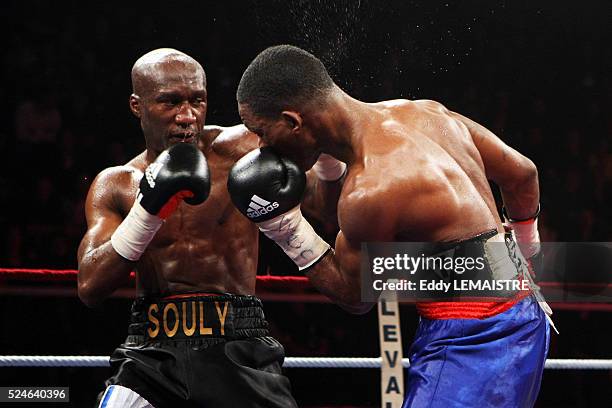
[[227, 45, 552, 407], [404, 230, 551, 407]]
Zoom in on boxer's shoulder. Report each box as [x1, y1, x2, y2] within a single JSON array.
[[210, 124, 258, 160], [202, 125, 225, 140], [374, 98, 446, 112], [87, 154, 144, 210], [376, 98, 413, 110], [383, 99, 451, 121], [94, 156, 143, 188], [412, 99, 449, 113], [374, 99, 453, 129]]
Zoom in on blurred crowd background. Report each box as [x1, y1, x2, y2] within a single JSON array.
[[1, 1, 610, 406]]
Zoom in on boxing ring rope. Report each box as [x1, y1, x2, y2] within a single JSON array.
[[2, 267, 611, 373], [0, 268, 310, 288], [2, 267, 612, 310], [3, 268, 612, 291], [5, 268, 612, 289], [0, 268, 310, 285], [1, 356, 612, 370]]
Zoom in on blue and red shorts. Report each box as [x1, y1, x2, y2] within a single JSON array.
[[403, 295, 550, 408]]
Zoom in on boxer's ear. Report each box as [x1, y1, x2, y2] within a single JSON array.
[[281, 111, 302, 132], [130, 94, 141, 118]]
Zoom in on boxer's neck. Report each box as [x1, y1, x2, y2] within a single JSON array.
[[313, 87, 373, 165]]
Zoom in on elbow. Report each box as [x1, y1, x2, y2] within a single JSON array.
[[519, 158, 538, 186], [77, 279, 103, 308], [342, 301, 375, 315], [339, 292, 375, 315], [334, 279, 375, 315], [502, 157, 538, 193]]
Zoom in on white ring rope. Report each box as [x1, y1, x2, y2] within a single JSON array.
[[1, 356, 611, 370]]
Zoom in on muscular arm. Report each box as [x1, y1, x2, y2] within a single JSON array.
[[305, 193, 395, 314], [451, 111, 540, 219], [305, 231, 369, 314], [228, 149, 376, 314], [77, 169, 134, 307], [301, 171, 343, 234]]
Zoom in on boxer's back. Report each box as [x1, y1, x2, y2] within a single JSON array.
[[338, 99, 501, 243], [105, 125, 259, 297]]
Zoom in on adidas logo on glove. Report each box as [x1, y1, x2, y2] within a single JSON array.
[[145, 161, 165, 188], [144, 151, 170, 188], [246, 195, 279, 218]]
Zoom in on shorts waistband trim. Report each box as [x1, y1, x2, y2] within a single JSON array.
[[127, 293, 269, 343]]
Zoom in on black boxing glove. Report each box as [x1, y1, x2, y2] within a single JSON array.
[[228, 147, 305, 221], [138, 143, 210, 218], [111, 143, 210, 261], [228, 147, 331, 270]]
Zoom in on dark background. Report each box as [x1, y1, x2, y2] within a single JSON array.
[[1, 0, 611, 406]]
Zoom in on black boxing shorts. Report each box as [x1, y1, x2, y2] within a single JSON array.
[[97, 293, 298, 408]]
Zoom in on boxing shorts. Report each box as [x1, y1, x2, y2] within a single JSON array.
[[97, 293, 298, 408], [404, 230, 551, 408]]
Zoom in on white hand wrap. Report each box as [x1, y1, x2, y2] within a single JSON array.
[[111, 201, 163, 261], [312, 153, 347, 181], [257, 206, 331, 270], [510, 218, 540, 259]]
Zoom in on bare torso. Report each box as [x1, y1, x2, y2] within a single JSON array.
[[107, 125, 259, 296], [338, 99, 502, 243]]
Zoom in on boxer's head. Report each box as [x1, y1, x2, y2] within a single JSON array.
[[130, 48, 207, 154], [237, 45, 334, 170]]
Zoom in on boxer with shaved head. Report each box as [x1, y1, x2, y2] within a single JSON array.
[[78, 49, 298, 408]]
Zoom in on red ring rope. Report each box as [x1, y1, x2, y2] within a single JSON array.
[[0, 267, 309, 287], [1, 268, 610, 288], [1, 268, 611, 310]]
